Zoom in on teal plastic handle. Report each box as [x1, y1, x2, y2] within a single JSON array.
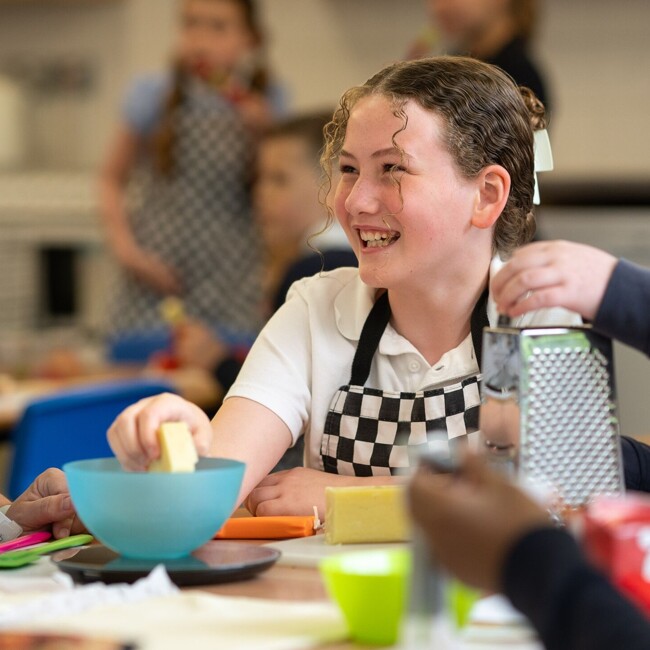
[[0, 534, 94, 569]]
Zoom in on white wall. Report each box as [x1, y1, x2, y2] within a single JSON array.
[[537, 0, 650, 179], [259, 0, 650, 179], [0, 1, 127, 168], [258, 0, 427, 112], [0, 0, 176, 168], [0, 0, 648, 177]]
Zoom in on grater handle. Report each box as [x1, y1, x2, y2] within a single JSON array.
[[497, 314, 512, 328]]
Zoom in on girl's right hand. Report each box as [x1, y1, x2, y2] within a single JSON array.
[[118, 244, 183, 296], [107, 393, 213, 471]]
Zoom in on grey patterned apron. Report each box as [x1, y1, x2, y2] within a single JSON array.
[[321, 289, 489, 476], [108, 80, 262, 337]]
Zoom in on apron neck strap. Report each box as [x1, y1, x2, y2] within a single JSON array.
[[348, 287, 490, 386], [349, 291, 391, 386], [470, 286, 489, 369]]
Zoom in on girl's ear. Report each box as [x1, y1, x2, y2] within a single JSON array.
[[471, 165, 511, 230]]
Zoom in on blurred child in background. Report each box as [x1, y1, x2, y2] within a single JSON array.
[[100, 0, 282, 347], [175, 112, 356, 470], [175, 112, 357, 392]]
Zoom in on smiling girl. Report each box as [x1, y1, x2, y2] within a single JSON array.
[[108, 56, 578, 517]]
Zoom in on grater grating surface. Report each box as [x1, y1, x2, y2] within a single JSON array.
[[519, 332, 623, 508]]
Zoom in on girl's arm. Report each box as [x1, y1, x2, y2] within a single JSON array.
[[209, 396, 294, 503], [98, 125, 182, 295], [217, 398, 403, 518], [107, 391, 399, 517]]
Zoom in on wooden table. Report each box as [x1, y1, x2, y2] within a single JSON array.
[[197, 557, 329, 602], [0, 365, 222, 431], [190, 548, 356, 650]]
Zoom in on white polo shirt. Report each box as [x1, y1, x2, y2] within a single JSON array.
[[226, 265, 580, 470]]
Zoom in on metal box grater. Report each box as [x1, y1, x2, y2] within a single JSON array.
[[479, 325, 624, 509]]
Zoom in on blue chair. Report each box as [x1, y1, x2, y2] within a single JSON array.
[[106, 329, 172, 363], [8, 378, 175, 499]]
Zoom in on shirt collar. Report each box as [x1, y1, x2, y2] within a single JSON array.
[[334, 273, 375, 342], [334, 254, 505, 345]]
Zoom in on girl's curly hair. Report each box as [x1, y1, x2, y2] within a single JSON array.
[[321, 56, 547, 256]]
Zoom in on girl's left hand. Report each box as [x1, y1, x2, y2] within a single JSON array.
[[246, 468, 360, 518]]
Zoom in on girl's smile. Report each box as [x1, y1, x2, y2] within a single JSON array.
[[358, 228, 401, 249]]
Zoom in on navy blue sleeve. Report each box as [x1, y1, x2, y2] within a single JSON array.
[[214, 356, 243, 394], [622, 436, 650, 493], [503, 527, 650, 650], [213, 249, 357, 390], [594, 259, 650, 357], [272, 249, 357, 312]]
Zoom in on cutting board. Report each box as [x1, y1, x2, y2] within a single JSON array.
[[265, 534, 407, 567]]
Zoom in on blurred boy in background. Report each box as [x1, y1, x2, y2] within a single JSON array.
[[175, 112, 356, 469]]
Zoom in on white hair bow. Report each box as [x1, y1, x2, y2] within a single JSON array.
[[533, 129, 554, 205]]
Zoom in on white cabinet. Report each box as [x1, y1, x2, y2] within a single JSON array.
[[0, 171, 110, 333]]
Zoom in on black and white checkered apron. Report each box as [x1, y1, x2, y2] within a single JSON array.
[[321, 289, 489, 476], [108, 80, 262, 336]]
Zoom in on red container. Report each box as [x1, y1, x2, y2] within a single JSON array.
[[583, 494, 650, 615]]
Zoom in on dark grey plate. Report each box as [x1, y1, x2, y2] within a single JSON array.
[[53, 540, 281, 587]]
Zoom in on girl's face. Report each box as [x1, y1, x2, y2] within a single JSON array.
[[178, 0, 255, 80], [334, 95, 485, 292]]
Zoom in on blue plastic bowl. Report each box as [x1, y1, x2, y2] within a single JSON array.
[[64, 457, 245, 559]]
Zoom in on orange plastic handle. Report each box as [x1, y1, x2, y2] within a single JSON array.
[[215, 515, 317, 539]]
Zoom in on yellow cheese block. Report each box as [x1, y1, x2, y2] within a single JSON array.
[[159, 297, 186, 326], [324, 485, 410, 545], [148, 422, 198, 473]]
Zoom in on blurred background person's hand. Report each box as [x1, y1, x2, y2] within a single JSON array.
[[408, 452, 549, 592], [175, 319, 229, 372]]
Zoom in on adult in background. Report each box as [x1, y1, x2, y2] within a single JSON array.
[[407, 0, 550, 112]]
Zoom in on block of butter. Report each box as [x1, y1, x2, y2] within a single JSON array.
[[148, 421, 198, 473], [325, 485, 410, 545]]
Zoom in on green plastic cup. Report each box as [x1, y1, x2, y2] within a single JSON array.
[[447, 579, 480, 629], [320, 549, 411, 645]]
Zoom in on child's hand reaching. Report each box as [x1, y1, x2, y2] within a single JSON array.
[[408, 453, 549, 592], [107, 393, 213, 472], [176, 320, 229, 372], [235, 91, 274, 133], [491, 240, 618, 320], [118, 243, 182, 296]]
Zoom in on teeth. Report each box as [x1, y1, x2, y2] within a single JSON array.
[[366, 238, 392, 248], [359, 230, 396, 242]]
